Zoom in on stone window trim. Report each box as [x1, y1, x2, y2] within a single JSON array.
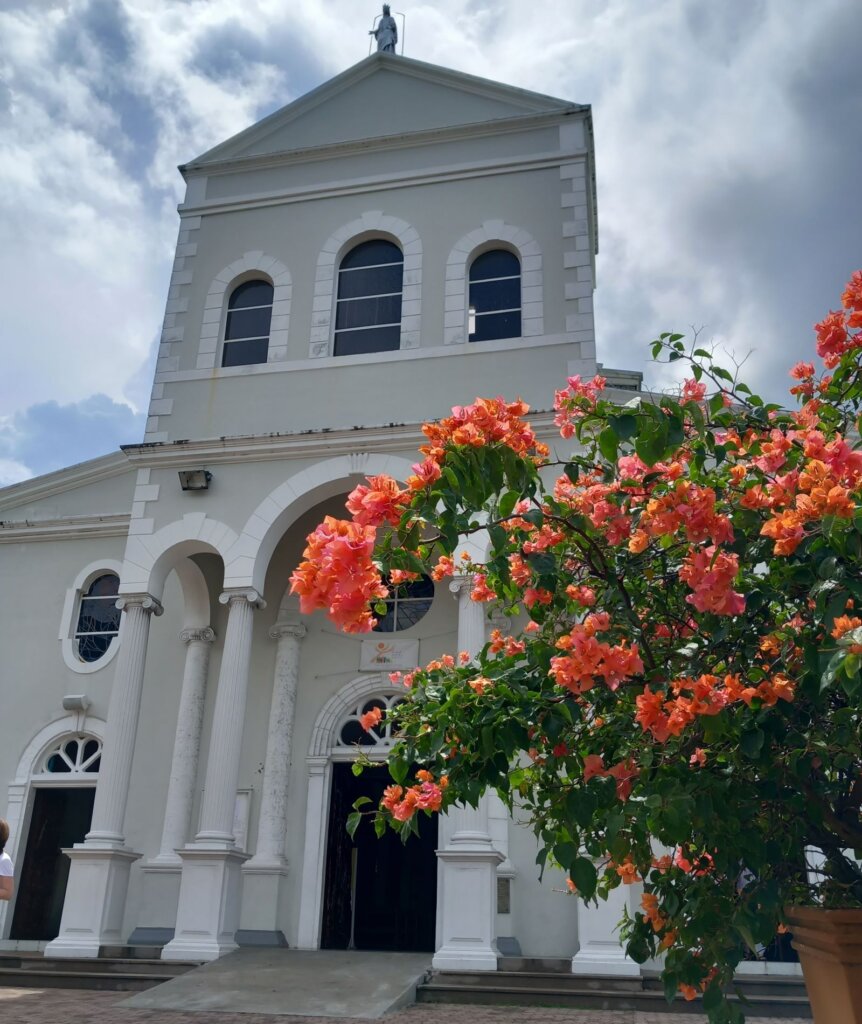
[[309, 212, 423, 359], [197, 253, 292, 371], [59, 559, 124, 675], [444, 221, 544, 346]]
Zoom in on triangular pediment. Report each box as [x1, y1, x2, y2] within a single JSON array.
[[186, 54, 580, 168]]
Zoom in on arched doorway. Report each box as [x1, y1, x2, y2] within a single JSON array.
[[296, 677, 438, 952], [3, 723, 103, 942]]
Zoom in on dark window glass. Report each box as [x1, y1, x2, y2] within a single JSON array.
[[470, 250, 520, 281], [335, 295, 402, 332], [75, 573, 121, 664], [335, 241, 403, 357], [82, 739, 100, 763], [340, 720, 376, 746], [46, 754, 70, 773], [222, 279, 273, 367], [469, 277, 521, 314], [340, 240, 403, 270], [469, 249, 521, 343], [373, 576, 434, 633]]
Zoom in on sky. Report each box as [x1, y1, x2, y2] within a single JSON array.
[[0, 0, 860, 485]]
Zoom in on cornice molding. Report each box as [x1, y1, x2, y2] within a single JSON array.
[[119, 411, 561, 470], [0, 513, 131, 544], [0, 452, 131, 514], [179, 149, 586, 218]]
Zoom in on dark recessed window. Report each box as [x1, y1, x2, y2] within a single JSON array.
[[334, 240, 403, 357], [373, 575, 434, 632], [222, 279, 273, 367], [469, 249, 521, 343], [75, 573, 121, 663]]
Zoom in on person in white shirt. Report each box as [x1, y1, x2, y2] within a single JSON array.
[[0, 819, 13, 901]]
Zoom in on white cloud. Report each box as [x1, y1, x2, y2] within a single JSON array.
[[0, 0, 859, 479]]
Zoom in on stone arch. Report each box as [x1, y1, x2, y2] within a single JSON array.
[[197, 252, 292, 370], [120, 512, 237, 609], [309, 673, 405, 758], [308, 212, 422, 358], [444, 221, 543, 345], [226, 453, 415, 594]]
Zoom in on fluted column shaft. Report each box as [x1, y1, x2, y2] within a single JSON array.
[[252, 622, 306, 863], [88, 594, 162, 843], [156, 628, 215, 861], [197, 590, 263, 842]]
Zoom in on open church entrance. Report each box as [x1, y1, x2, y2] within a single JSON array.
[[321, 762, 437, 951], [10, 787, 95, 940]]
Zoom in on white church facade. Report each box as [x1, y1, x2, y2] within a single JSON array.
[[0, 53, 645, 970]]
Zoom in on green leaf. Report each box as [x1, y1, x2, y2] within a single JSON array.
[[741, 729, 765, 759], [570, 857, 598, 899], [374, 814, 387, 838], [346, 812, 362, 839], [498, 490, 519, 519], [599, 426, 619, 463], [609, 413, 638, 440], [554, 842, 579, 870], [352, 795, 373, 809]]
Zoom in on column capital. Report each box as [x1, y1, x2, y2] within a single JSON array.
[[180, 626, 216, 645], [448, 574, 473, 598], [219, 588, 266, 610], [116, 594, 163, 616], [269, 621, 307, 643], [488, 610, 512, 633]]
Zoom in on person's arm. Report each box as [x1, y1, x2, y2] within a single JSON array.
[[0, 875, 12, 901]]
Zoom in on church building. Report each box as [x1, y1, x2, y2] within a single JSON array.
[[0, 50, 647, 972]]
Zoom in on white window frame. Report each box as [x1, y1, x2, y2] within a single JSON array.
[[59, 559, 124, 674]]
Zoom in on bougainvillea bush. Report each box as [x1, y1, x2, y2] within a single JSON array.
[[291, 272, 862, 1022]]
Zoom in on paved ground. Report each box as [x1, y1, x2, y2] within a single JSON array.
[[0, 989, 812, 1024]]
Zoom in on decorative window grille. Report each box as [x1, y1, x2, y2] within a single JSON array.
[[334, 240, 403, 356], [222, 279, 273, 367], [468, 249, 521, 342], [336, 694, 405, 748], [75, 573, 121, 663], [373, 575, 434, 633], [40, 735, 102, 774]]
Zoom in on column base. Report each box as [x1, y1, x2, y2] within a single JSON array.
[[434, 845, 503, 973], [160, 843, 249, 962], [572, 883, 641, 977], [44, 844, 141, 958]]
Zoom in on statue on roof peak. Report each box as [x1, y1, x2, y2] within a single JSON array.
[[370, 5, 398, 54]]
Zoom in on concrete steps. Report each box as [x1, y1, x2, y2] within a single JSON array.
[[0, 951, 201, 992], [417, 958, 811, 1018]]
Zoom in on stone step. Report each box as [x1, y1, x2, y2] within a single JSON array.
[[417, 970, 812, 1018], [499, 956, 572, 974], [0, 954, 201, 992]]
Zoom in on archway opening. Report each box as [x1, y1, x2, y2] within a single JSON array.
[[321, 761, 437, 952]]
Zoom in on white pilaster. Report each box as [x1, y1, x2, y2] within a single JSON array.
[[296, 757, 329, 949], [571, 879, 641, 976], [130, 626, 215, 946], [433, 575, 502, 972], [238, 621, 306, 946], [161, 589, 263, 961], [45, 594, 162, 958]]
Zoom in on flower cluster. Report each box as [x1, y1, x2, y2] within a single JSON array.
[[549, 614, 644, 694], [381, 769, 448, 822], [420, 396, 548, 462], [553, 373, 607, 438]]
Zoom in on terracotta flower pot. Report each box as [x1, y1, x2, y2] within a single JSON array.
[[785, 906, 862, 1023]]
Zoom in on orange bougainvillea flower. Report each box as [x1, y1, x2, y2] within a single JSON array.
[[832, 615, 862, 641], [346, 474, 409, 527], [359, 706, 383, 732]]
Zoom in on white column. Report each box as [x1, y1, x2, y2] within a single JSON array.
[[129, 626, 215, 947], [158, 627, 216, 861], [162, 589, 264, 962], [46, 593, 163, 958], [571, 876, 641, 976], [238, 621, 306, 947], [433, 575, 503, 972]]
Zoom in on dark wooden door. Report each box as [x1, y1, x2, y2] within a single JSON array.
[[321, 762, 437, 952], [10, 787, 95, 940]]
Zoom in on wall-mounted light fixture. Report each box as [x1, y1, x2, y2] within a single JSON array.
[[178, 469, 212, 491]]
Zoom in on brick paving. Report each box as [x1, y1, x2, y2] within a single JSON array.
[[0, 988, 811, 1024]]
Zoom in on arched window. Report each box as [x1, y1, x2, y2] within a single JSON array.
[[336, 694, 405, 748], [40, 735, 102, 774], [468, 249, 521, 342], [373, 575, 434, 632], [334, 240, 403, 356], [74, 573, 121, 663], [222, 279, 273, 367]]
